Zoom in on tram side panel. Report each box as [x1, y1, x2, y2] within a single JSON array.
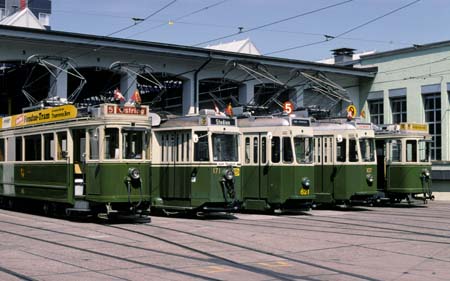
[[13, 163, 71, 203]]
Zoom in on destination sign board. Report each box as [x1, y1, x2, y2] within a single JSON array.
[[209, 117, 236, 126], [105, 104, 148, 115], [291, 119, 310, 127]]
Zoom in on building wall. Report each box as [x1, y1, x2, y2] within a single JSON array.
[[359, 44, 450, 186], [360, 46, 450, 161]]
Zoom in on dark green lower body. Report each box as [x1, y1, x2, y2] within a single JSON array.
[[0, 163, 151, 216], [151, 165, 240, 213], [378, 165, 432, 202], [240, 165, 315, 211], [314, 164, 377, 205]]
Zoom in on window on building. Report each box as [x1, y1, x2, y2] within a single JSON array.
[[0, 8, 5, 20], [391, 97, 407, 124], [369, 99, 384, 124], [423, 93, 441, 160], [39, 13, 50, 26]]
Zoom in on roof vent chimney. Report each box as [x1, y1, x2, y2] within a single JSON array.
[[331, 48, 355, 65]]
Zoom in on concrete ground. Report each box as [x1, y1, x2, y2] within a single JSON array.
[[0, 202, 449, 281]]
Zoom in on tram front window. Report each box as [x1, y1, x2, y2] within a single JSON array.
[[212, 133, 238, 162], [419, 140, 431, 162], [294, 137, 313, 164], [359, 138, 375, 162], [123, 129, 146, 159]]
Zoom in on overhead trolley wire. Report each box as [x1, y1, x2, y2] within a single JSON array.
[[192, 0, 354, 47], [127, 0, 229, 38], [265, 0, 422, 56]]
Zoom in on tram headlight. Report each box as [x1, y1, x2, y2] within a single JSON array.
[[223, 169, 234, 181], [301, 177, 311, 190], [422, 169, 431, 179], [128, 167, 141, 180], [366, 174, 374, 185]]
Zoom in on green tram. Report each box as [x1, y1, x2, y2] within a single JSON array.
[[375, 123, 433, 203], [238, 116, 315, 212], [150, 110, 240, 214], [312, 120, 377, 206], [0, 103, 155, 220]]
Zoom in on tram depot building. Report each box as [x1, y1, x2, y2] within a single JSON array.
[[0, 25, 449, 198]]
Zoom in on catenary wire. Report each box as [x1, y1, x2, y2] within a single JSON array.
[[264, 0, 421, 56], [192, 0, 354, 47]]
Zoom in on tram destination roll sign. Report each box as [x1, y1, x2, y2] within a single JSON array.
[[209, 117, 236, 126]]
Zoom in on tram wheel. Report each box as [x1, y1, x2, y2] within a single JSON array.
[[7, 199, 14, 210]]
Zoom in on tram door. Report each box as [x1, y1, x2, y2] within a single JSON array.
[[314, 136, 334, 199], [375, 140, 387, 191], [72, 129, 86, 196], [243, 133, 269, 200]]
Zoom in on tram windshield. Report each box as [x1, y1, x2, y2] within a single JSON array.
[[359, 138, 375, 162], [294, 137, 313, 164], [212, 133, 238, 162], [419, 140, 431, 162], [122, 129, 148, 159]]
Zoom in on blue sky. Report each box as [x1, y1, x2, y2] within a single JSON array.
[[51, 0, 450, 61]]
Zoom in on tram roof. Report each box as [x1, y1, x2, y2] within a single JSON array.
[[0, 25, 376, 78]]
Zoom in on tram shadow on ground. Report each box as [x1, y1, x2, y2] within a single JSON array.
[[151, 210, 238, 220], [313, 204, 373, 212]]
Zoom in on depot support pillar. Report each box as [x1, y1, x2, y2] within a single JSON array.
[[183, 74, 195, 115], [120, 73, 137, 100], [49, 70, 67, 99]]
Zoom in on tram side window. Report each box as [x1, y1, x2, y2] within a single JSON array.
[[261, 137, 267, 163], [349, 138, 359, 162], [44, 133, 55, 160], [0, 139, 4, 162], [194, 131, 209, 161], [282, 137, 293, 163], [406, 140, 417, 162], [294, 137, 313, 164], [389, 140, 402, 162], [104, 128, 119, 159], [25, 134, 42, 161], [253, 137, 258, 163], [122, 129, 145, 159], [15, 137, 23, 161], [89, 129, 99, 160], [57, 132, 67, 160], [245, 137, 250, 164], [419, 140, 430, 162], [336, 138, 346, 162], [359, 138, 375, 162], [271, 137, 281, 163]]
